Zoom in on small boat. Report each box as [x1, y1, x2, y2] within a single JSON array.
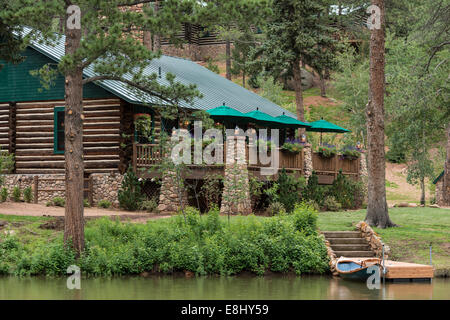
[[336, 257, 382, 281]]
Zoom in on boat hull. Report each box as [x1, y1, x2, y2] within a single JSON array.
[[336, 259, 381, 281]]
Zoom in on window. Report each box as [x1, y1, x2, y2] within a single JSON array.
[[54, 106, 65, 154]]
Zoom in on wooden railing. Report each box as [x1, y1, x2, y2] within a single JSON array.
[[312, 153, 359, 184], [133, 143, 163, 171], [133, 142, 305, 172]]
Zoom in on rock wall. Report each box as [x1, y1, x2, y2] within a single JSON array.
[[356, 221, 390, 259], [91, 172, 124, 207], [2, 174, 65, 203], [323, 236, 339, 276], [303, 145, 313, 180], [1, 173, 124, 207], [157, 170, 189, 213]]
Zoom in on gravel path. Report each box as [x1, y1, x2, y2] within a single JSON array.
[[0, 202, 171, 221]]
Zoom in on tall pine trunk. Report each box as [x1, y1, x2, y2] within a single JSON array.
[[64, 14, 85, 256], [364, 0, 396, 228], [226, 40, 231, 80], [420, 177, 425, 205], [292, 58, 305, 137], [153, 0, 161, 52], [319, 72, 326, 97], [444, 123, 450, 205]]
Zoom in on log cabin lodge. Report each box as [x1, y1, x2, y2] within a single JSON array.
[[0, 30, 364, 213]]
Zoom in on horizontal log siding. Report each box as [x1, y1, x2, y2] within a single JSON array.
[[14, 99, 122, 174], [0, 103, 9, 151]]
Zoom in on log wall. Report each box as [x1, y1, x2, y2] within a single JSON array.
[[14, 98, 122, 174]]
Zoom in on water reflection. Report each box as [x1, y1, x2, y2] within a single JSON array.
[[0, 275, 448, 300]]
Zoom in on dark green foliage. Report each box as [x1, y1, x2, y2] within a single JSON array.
[[323, 196, 342, 212], [386, 148, 406, 164], [277, 168, 306, 213], [0, 187, 7, 202], [51, 197, 65, 207], [84, 199, 91, 208], [118, 167, 144, 211], [139, 199, 158, 213], [266, 202, 286, 216], [303, 172, 324, 206], [11, 186, 20, 202], [98, 200, 112, 209], [329, 171, 364, 210], [0, 206, 329, 276], [23, 187, 32, 203]]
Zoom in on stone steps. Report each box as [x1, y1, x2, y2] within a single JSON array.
[[322, 230, 376, 258]]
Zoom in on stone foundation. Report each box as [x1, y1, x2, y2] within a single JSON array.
[[91, 172, 124, 207], [1, 172, 124, 207], [356, 221, 390, 259], [303, 145, 313, 180], [157, 170, 189, 213], [323, 236, 339, 276]]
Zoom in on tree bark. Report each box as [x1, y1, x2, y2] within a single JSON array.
[[364, 0, 396, 228], [226, 40, 231, 80], [319, 72, 326, 97], [443, 123, 450, 205], [64, 11, 85, 256], [420, 177, 425, 205], [153, 0, 161, 52], [292, 58, 305, 137]]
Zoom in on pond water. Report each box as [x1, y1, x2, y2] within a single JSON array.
[[1, 275, 449, 300]]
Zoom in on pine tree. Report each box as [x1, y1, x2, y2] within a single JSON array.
[[253, 0, 333, 134], [7, 0, 200, 255]]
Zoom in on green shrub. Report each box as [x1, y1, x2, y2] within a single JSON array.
[[329, 171, 364, 209], [303, 172, 324, 205], [386, 148, 406, 163], [277, 169, 306, 213], [266, 202, 286, 216], [139, 199, 158, 213], [292, 203, 318, 236], [0, 188, 8, 202], [305, 199, 320, 211], [23, 187, 33, 203], [11, 186, 21, 202], [84, 199, 91, 208], [323, 196, 342, 211], [52, 197, 65, 207], [118, 167, 144, 211], [98, 200, 112, 209]]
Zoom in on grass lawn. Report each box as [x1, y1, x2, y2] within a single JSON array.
[[317, 207, 450, 274]]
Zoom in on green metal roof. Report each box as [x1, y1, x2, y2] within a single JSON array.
[[20, 27, 295, 118], [433, 170, 444, 184]]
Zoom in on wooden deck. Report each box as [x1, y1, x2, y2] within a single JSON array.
[[383, 260, 434, 280], [342, 257, 434, 281]]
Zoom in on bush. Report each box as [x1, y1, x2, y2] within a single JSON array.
[[0, 205, 329, 276], [11, 186, 21, 202], [329, 171, 365, 209], [323, 196, 342, 212], [23, 187, 33, 203], [303, 172, 324, 205], [0, 188, 8, 202], [139, 199, 158, 213], [277, 168, 306, 213], [386, 148, 406, 163], [118, 167, 144, 211], [305, 199, 320, 212], [266, 202, 286, 216], [51, 197, 65, 207], [98, 200, 112, 209], [84, 199, 91, 208]]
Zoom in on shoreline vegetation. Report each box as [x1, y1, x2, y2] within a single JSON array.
[[0, 205, 329, 277], [1, 206, 448, 278]]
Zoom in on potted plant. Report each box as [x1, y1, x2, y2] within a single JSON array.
[[318, 144, 337, 158], [134, 114, 153, 141], [281, 142, 304, 154], [340, 146, 362, 160]]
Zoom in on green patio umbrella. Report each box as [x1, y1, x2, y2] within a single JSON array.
[[245, 108, 287, 128], [207, 104, 251, 127], [275, 113, 311, 128], [306, 119, 351, 145]]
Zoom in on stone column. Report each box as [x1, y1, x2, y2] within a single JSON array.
[[359, 152, 369, 203], [220, 136, 251, 215], [157, 170, 189, 213], [303, 144, 313, 181]]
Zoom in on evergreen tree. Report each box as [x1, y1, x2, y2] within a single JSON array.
[[5, 0, 200, 255], [252, 0, 333, 134]]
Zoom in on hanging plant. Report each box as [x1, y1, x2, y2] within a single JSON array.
[[340, 146, 362, 160], [318, 144, 337, 158], [281, 142, 304, 154], [134, 114, 153, 141]]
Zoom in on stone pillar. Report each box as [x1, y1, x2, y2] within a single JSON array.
[[157, 170, 189, 213], [303, 144, 313, 180], [359, 153, 369, 203], [91, 172, 123, 207], [220, 136, 251, 215]]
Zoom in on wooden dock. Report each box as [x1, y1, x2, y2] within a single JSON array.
[[382, 260, 434, 281]]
